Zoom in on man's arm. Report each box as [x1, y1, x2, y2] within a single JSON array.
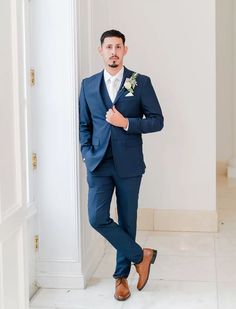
[[79, 80, 92, 159], [105, 76, 164, 133], [127, 76, 164, 134]]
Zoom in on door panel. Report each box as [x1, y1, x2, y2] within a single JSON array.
[[0, 0, 31, 308]]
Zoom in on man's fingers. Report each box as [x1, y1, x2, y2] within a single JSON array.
[[106, 109, 114, 122]]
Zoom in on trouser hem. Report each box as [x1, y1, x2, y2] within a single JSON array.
[[113, 275, 129, 279]]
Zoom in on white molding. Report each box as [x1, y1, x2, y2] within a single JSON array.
[[227, 157, 236, 178], [2, 204, 22, 222], [0, 244, 4, 309], [18, 225, 29, 309], [228, 166, 236, 178], [36, 236, 105, 289], [33, 0, 80, 264], [87, 0, 92, 75], [116, 207, 218, 232], [32, 0, 104, 288], [154, 209, 218, 232], [0, 204, 1, 226], [37, 271, 85, 289], [0, 204, 37, 243], [37, 257, 79, 263], [63, 0, 80, 264], [29, 281, 39, 301], [0, 0, 30, 306], [82, 237, 105, 285], [217, 160, 227, 175], [135, 208, 218, 232], [137, 208, 155, 231], [11, 0, 24, 207]]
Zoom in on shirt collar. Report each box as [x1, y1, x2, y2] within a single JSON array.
[[104, 66, 124, 83]]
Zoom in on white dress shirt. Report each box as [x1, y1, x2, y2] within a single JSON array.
[[103, 67, 129, 130], [104, 67, 124, 102]]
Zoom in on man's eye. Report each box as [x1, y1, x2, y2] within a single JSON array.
[[107, 46, 112, 49]]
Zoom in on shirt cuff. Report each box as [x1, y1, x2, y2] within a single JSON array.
[[124, 119, 129, 131]]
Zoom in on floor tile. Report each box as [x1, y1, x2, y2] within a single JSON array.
[[218, 281, 236, 309], [30, 175, 236, 309], [30, 307, 54, 309], [214, 233, 236, 256], [30, 279, 125, 309], [216, 256, 236, 282], [145, 231, 215, 257], [123, 280, 217, 309], [143, 255, 216, 282], [217, 209, 236, 234], [93, 248, 136, 279]]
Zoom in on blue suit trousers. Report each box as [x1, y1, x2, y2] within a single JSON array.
[[87, 159, 143, 278]]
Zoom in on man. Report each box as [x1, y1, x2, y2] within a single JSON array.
[[79, 29, 164, 301]]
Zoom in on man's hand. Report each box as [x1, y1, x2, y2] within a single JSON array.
[[106, 106, 128, 129]]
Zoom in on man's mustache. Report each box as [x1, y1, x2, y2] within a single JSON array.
[[110, 56, 119, 60]]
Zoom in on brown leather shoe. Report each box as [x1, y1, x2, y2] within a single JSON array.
[[114, 278, 131, 301], [135, 248, 157, 291]]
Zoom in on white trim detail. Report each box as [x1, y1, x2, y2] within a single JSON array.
[[228, 157, 236, 178], [136, 208, 218, 232], [217, 161, 227, 175]]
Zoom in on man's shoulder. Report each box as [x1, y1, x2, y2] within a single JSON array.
[[125, 67, 150, 81], [82, 71, 103, 85]]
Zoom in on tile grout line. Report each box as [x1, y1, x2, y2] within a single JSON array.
[[215, 179, 223, 309], [213, 232, 220, 309]]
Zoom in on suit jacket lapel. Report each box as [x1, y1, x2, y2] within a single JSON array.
[[92, 67, 133, 107], [90, 70, 108, 112], [114, 67, 133, 105]]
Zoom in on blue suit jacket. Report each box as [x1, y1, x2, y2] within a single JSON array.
[[79, 67, 164, 177]]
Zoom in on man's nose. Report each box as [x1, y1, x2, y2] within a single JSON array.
[[111, 47, 117, 55]]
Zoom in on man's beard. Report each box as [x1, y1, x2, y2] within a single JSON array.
[[109, 60, 119, 68]]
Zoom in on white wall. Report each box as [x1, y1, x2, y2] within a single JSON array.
[[30, 0, 84, 288], [89, 0, 216, 213], [233, 1, 236, 158], [216, 0, 233, 162], [77, 0, 106, 283]]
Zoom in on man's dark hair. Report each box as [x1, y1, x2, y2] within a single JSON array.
[[100, 29, 126, 45]]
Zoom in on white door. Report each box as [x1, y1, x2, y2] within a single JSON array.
[[0, 0, 32, 308]]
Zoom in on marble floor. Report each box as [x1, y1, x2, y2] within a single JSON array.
[[30, 175, 236, 309]]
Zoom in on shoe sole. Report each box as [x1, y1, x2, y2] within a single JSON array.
[[114, 292, 131, 301], [138, 249, 157, 291]]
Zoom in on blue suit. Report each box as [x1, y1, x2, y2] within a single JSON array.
[[79, 67, 163, 278]]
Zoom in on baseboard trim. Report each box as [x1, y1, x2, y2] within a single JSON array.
[[82, 236, 105, 286], [217, 161, 227, 175], [36, 237, 105, 289], [37, 272, 85, 289], [136, 208, 218, 232]]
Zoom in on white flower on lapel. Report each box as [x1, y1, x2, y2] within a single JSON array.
[[124, 72, 138, 95]]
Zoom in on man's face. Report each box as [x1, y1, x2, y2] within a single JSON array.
[[99, 36, 128, 70]]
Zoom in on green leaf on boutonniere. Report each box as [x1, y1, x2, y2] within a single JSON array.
[[124, 72, 138, 94]]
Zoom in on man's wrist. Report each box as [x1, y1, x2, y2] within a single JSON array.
[[123, 118, 129, 131]]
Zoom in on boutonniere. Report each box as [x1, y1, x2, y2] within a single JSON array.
[[124, 72, 138, 94]]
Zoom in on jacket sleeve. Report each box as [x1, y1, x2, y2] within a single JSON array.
[[127, 76, 164, 134], [79, 80, 92, 158]]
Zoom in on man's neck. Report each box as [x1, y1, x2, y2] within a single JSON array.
[[105, 65, 124, 76]]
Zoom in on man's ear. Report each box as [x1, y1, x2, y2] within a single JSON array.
[[124, 45, 128, 55], [98, 46, 102, 55]]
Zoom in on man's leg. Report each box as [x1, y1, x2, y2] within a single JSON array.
[[112, 175, 142, 279], [87, 171, 143, 264]]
